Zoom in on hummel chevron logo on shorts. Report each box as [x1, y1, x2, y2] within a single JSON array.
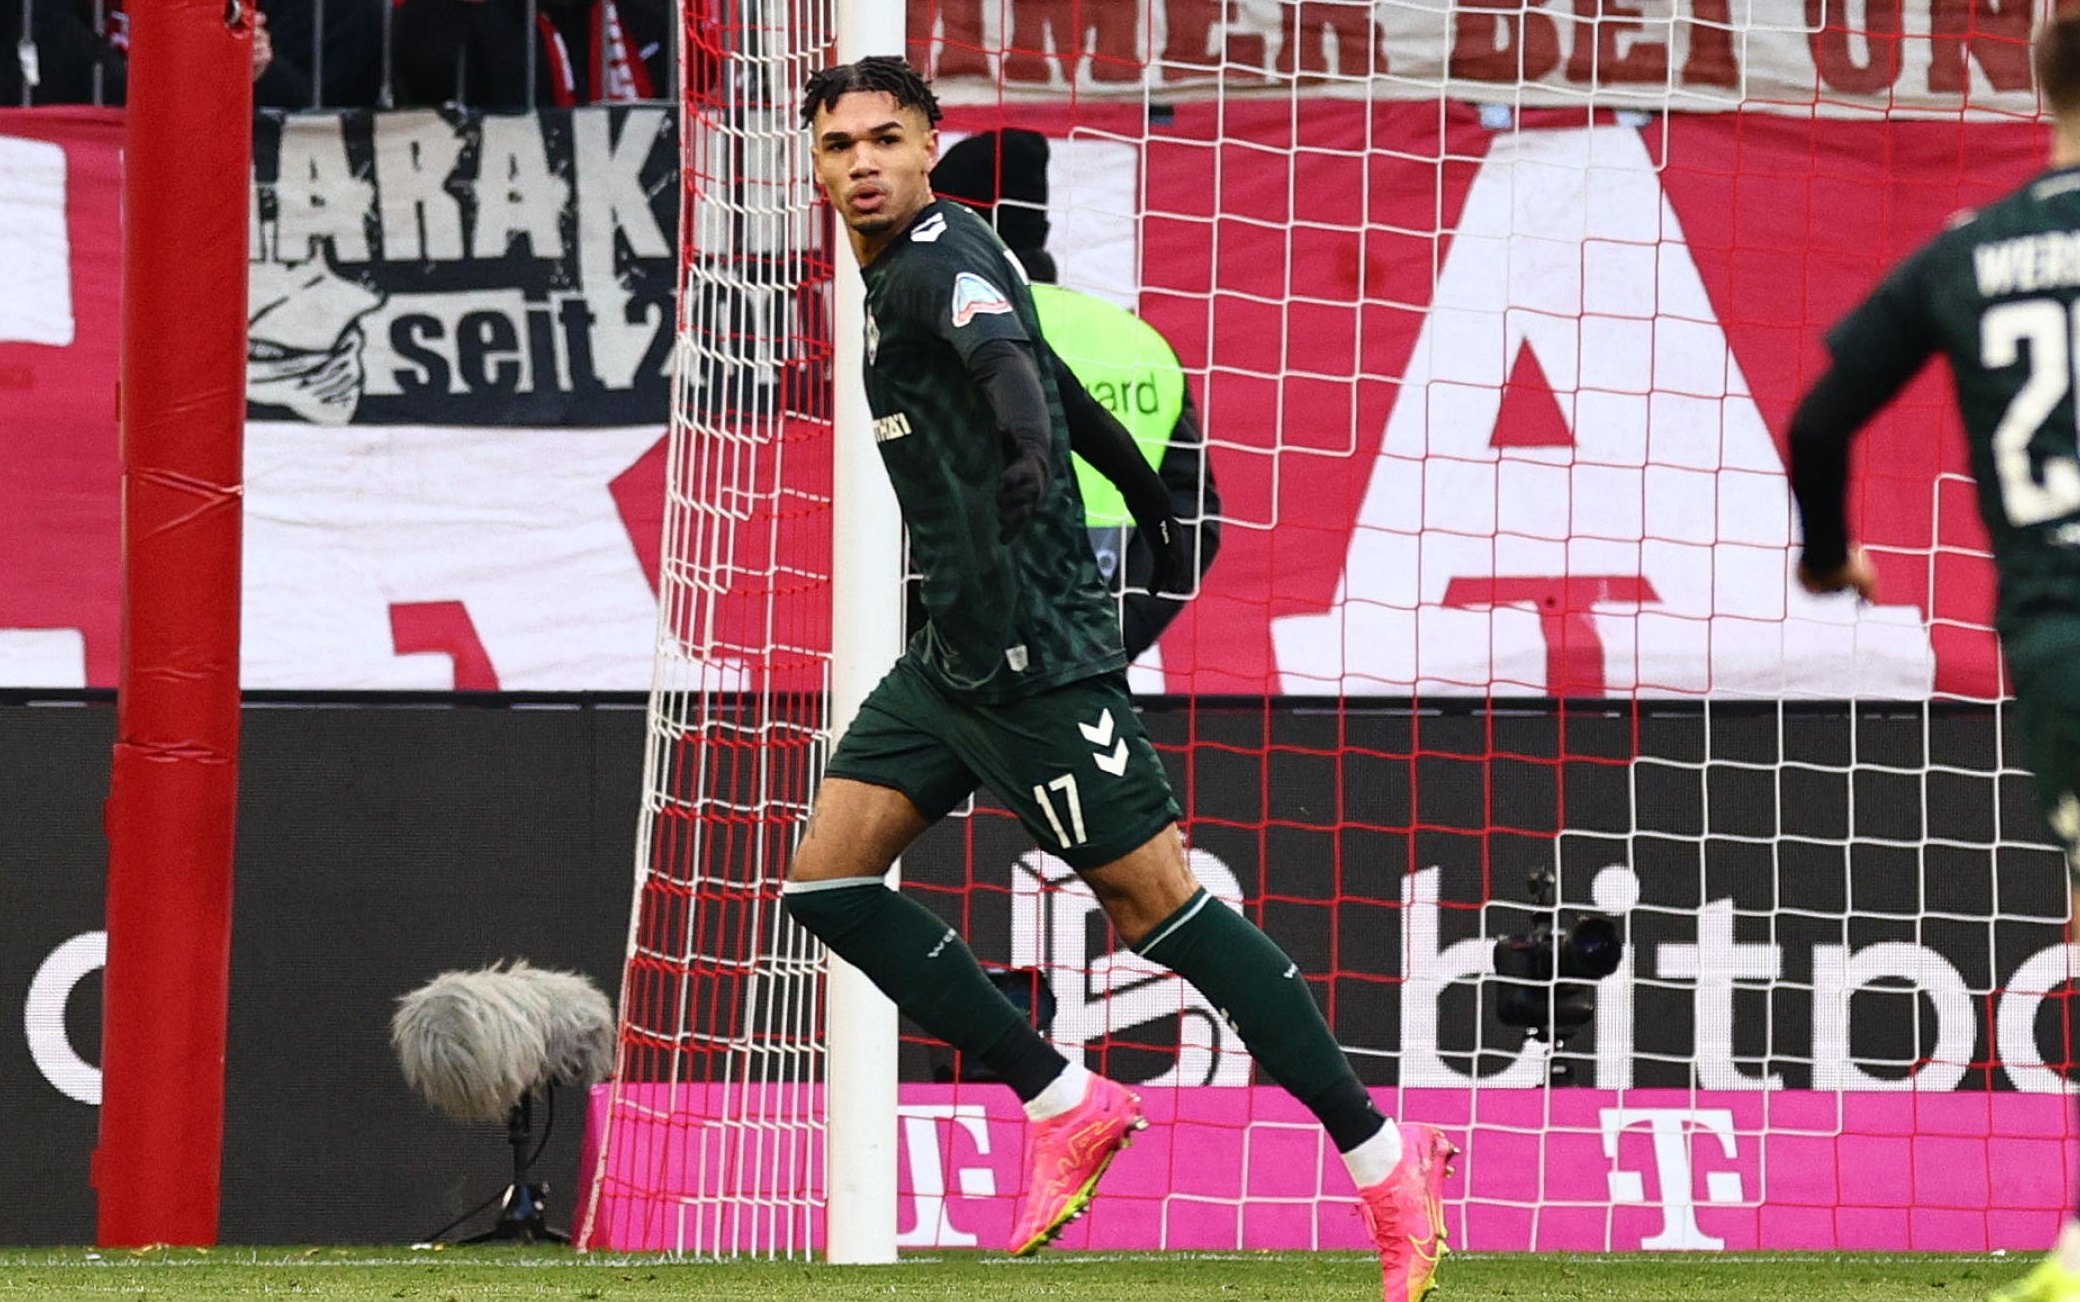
[[1079, 710, 1129, 775]]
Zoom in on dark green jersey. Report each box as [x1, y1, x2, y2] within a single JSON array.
[[859, 199, 1124, 701], [1828, 165, 2080, 635]]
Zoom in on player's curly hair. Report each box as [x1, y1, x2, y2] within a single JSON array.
[[798, 56, 943, 129]]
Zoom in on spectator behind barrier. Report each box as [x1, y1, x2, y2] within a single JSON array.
[[2, 0, 369, 107], [254, 0, 384, 108], [390, 0, 670, 110], [3, 0, 127, 105], [933, 128, 1223, 662]]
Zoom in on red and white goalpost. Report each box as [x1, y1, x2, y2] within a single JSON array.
[[579, 0, 2080, 1261], [572, 0, 909, 1258]]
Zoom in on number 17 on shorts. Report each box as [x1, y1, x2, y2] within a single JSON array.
[[994, 677, 1179, 871]]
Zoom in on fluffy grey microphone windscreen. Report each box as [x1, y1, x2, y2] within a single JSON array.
[[391, 961, 618, 1123], [509, 963, 617, 1093]]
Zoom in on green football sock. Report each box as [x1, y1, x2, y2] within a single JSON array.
[[1137, 889, 1386, 1153], [782, 878, 1067, 1101]]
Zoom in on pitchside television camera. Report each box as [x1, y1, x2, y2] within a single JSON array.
[[1490, 869, 1625, 1044]]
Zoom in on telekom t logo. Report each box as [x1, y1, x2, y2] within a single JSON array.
[[1600, 1108, 1745, 1250], [1443, 576, 1659, 698], [894, 1105, 997, 1248]]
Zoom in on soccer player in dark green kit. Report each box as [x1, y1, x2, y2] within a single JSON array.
[[784, 56, 1454, 1300], [1792, 16, 2080, 1302]]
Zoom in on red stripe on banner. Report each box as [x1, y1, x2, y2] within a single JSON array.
[[96, 0, 254, 1248], [1655, 112, 2037, 700], [0, 109, 123, 688], [390, 600, 500, 690]]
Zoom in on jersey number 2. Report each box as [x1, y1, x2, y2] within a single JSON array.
[[1981, 298, 2080, 526]]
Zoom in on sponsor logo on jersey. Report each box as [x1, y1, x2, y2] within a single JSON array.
[[1974, 230, 2080, 296], [951, 272, 1013, 328], [864, 308, 880, 365], [873, 411, 913, 443], [911, 212, 948, 243]]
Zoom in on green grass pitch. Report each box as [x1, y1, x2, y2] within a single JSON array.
[[0, 1247, 2022, 1300]]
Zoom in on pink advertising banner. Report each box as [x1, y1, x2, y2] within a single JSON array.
[[577, 1084, 2079, 1254]]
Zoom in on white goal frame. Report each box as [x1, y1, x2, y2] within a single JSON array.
[[823, 0, 907, 1265]]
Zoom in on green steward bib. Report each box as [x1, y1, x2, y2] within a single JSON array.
[[1032, 283, 1185, 526]]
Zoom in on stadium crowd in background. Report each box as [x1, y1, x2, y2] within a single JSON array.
[[253, 0, 385, 108], [3, 0, 666, 108], [2, 0, 127, 105], [389, 0, 668, 110], [1, 0, 386, 107]]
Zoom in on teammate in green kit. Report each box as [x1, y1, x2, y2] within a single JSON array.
[[1790, 16, 2080, 1302], [785, 56, 1452, 1299]]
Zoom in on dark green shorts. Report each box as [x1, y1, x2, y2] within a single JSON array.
[[824, 655, 1180, 871], [2004, 618, 2080, 881]]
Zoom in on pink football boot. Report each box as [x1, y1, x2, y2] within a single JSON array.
[[1356, 1122, 1457, 1302], [1007, 1074, 1146, 1256]]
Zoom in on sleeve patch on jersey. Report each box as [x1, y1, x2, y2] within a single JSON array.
[[951, 272, 1014, 328]]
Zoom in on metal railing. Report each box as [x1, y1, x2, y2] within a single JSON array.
[[6, 0, 676, 110]]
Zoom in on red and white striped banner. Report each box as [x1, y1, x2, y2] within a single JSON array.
[[0, 105, 2045, 695]]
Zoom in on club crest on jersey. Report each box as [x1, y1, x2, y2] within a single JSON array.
[[951, 272, 1013, 328]]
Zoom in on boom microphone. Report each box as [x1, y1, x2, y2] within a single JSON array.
[[390, 960, 615, 1124]]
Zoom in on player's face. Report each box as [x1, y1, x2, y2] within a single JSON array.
[[813, 92, 938, 248]]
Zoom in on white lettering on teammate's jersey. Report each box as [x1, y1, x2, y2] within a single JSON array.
[[2036, 173, 2080, 202], [951, 272, 1013, 328], [1974, 230, 2080, 298], [873, 411, 913, 443]]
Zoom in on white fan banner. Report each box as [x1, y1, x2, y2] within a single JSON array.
[[918, 0, 2048, 118]]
